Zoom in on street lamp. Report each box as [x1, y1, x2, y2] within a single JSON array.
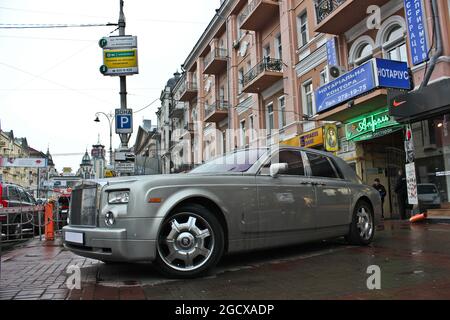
[[94, 112, 114, 166]]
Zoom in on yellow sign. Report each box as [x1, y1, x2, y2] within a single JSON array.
[[103, 48, 138, 76], [324, 124, 339, 152], [104, 170, 116, 178], [300, 128, 324, 148], [281, 136, 301, 147]]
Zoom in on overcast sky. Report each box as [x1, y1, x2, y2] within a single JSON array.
[[0, 0, 218, 172]]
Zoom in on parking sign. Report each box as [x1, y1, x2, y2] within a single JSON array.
[[115, 109, 133, 134]]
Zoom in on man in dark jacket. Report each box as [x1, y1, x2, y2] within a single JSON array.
[[373, 179, 387, 219], [395, 169, 408, 220]]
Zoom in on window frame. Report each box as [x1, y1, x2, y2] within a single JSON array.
[[266, 102, 275, 135], [383, 25, 407, 63], [258, 149, 307, 177], [304, 152, 343, 180], [297, 11, 309, 48], [302, 80, 315, 117], [278, 95, 287, 129]]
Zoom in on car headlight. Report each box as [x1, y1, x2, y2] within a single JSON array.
[[108, 190, 130, 204]]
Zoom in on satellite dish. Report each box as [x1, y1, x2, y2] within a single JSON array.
[[329, 66, 344, 79]]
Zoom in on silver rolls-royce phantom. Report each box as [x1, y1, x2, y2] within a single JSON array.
[[63, 147, 382, 278]]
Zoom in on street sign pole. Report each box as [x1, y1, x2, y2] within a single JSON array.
[[118, 0, 130, 148]]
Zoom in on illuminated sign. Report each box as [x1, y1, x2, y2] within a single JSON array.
[[345, 109, 402, 142]]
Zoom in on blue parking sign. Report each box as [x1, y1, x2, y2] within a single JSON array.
[[115, 109, 133, 134]]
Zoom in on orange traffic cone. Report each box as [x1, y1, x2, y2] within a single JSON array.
[[410, 213, 428, 223]]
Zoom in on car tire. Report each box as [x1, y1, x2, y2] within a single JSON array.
[[347, 200, 375, 246], [155, 203, 225, 279]]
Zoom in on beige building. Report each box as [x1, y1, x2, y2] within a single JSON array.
[[158, 0, 450, 218]]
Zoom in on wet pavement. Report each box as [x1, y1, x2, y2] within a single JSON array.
[[1, 220, 450, 300]]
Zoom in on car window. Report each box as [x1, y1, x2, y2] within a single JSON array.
[[18, 188, 29, 203], [1, 184, 8, 200], [7, 186, 20, 202], [307, 153, 339, 179], [26, 192, 36, 204], [260, 150, 305, 176]]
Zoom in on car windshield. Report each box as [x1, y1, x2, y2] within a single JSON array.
[[418, 185, 438, 194], [190, 149, 268, 174]]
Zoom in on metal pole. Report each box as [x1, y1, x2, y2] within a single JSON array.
[[118, 0, 130, 148], [38, 208, 42, 241], [109, 117, 113, 166]]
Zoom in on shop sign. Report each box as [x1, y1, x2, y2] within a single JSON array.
[[326, 37, 338, 67], [300, 128, 324, 148], [316, 60, 375, 114], [404, 0, 429, 65], [316, 59, 410, 113], [375, 59, 411, 90], [345, 109, 401, 142], [324, 125, 339, 152], [406, 163, 419, 205]]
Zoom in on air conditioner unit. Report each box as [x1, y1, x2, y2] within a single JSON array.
[[329, 65, 347, 80], [232, 40, 240, 49]]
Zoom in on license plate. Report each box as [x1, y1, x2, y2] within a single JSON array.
[[65, 232, 84, 245]]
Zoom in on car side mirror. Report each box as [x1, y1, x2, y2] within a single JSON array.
[[270, 163, 288, 178]]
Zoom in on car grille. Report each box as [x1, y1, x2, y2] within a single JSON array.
[[69, 185, 98, 226]]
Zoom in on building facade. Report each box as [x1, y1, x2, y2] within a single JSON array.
[[157, 0, 450, 218]]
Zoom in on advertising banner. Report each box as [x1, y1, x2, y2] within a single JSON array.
[[324, 125, 339, 152], [404, 0, 429, 65], [405, 162, 419, 205], [0, 157, 47, 168]]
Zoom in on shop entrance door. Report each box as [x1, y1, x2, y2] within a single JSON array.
[[361, 130, 405, 219]]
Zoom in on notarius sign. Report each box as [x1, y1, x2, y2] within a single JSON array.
[[316, 58, 411, 113]]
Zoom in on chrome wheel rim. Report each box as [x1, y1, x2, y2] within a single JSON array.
[[157, 213, 215, 272], [357, 207, 373, 241]]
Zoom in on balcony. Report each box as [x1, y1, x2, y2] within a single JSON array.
[[242, 58, 283, 94], [240, 0, 279, 31], [204, 101, 229, 123], [179, 81, 198, 102], [314, 0, 390, 34], [203, 48, 228, 75], [169, 102, 185, 119], [182, 122, 195, 139]]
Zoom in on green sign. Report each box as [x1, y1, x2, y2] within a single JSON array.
[[345, 108, 402, 142]]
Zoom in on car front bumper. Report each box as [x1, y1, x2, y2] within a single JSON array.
[[63, 222, 161, 262]]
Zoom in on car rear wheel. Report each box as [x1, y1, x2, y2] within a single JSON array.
[[347, 201, 375, 246], [155, 204, 224, 279]]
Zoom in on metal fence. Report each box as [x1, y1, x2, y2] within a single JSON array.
[[0, 202, 66, 245]]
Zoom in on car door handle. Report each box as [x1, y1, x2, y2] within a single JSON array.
[[312, 182, 327, 186]]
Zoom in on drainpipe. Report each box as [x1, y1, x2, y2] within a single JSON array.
[[420, 0, 443, 89]]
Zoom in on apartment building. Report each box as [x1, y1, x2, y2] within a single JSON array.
[[158, 0, 450, 216]]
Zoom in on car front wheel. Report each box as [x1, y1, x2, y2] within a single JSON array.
[[347, 201, 375, 246], [155, 204, 224, 278]]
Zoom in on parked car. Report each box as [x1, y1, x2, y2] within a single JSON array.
[[418, 183, 442, 210], [0, 182, 38, 238], [63, 147, 382, 278], [57, 194, 71, 227]]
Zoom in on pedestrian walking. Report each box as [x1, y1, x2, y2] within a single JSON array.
[[394, 169, 408, 220], [373, 178, 387, 219]]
